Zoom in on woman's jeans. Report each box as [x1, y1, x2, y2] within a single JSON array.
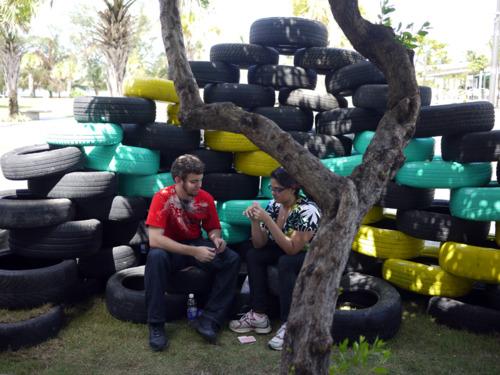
[[246, 241, 306, 322]]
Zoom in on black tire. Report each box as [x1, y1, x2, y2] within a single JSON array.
[[289, 131, 351, 158], [293, 47, 365, 74], [203, 83, 275, 109], [188, 61, 240, 86], [325, 61, 386, 96], [427, 296, 500, 333], [159, 149, 189, 172], [73, 195, 148, 221], [166, 267, 213, 295], [415, 101, 495, 137], [486, 284, 500, 310], [202, 173, 259, 201], [353, 84, 432, 110], [315, 108, 382, 136], [247, 64, 317, 90], [343, 251, 383, 277], [102, 220, 141, 247], [9, 219, 103, 259], [1, 144, 84, 181], [396, 200, 490, 244], [249, 17, 328, 55], [128, 220, 149, 247], [105, 266, 186, 323], [0, 305, 64, 351], [378, 182, 434, 210], [73, 96, 156, 124], [190, 149, 234, 173], [0, 190, 74, 229], [210, 43, 279, 68], [278, 88, 346, 112], [78, 245, 139, 280], [0, 252, 78, 309], [121, 123, 201, 151], [332, 272, 402, 343], [252, 106, 313, 132], [441, 130, 500, 163], [27, 171, 118, 199], [0, 229, 8, 250]]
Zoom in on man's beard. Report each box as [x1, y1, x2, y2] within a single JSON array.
[[182, 181, 199, 198]]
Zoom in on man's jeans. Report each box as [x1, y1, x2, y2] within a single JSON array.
[[144, 238, 240, 326]]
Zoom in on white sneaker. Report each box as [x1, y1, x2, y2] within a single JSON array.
[[229, 310, 272, 334], [268, 322, 287, 351]]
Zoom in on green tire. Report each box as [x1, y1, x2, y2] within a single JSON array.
[[395, 157, 491, 189], [217, 199, 269, 226], [118, 172, 174, 197], [450, 184, 500, 221], [353, 131, 434, 162], [83, 144, 160, 176], [260, 177, 273, 198], [46, 122, 123, 146], [320, 154, 363, 176]]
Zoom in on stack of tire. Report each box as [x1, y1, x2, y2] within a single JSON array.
[[188, 17, 402, 343], [323, 60, 500, 333], [90, 17, 402, 343]]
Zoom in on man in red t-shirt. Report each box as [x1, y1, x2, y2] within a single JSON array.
[[145, 154, 240, 351]]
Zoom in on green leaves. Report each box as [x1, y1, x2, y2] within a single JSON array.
[[329, 336, 391, 374], [377, 0, 431, 50]]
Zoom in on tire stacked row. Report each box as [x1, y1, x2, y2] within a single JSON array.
[[331, 84, 500, 333], [180, 16, 408, 342], [0, 144, 98, 350]]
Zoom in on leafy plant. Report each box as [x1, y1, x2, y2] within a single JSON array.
[[378, 0, 430, 50], [329, 336, 391, 374]]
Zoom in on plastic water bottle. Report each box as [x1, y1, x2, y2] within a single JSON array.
[[187, 293, 198, 321]]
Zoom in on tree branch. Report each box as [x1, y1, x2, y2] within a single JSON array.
[[329, 0, 421, 218], [158, 0, 350, 214]]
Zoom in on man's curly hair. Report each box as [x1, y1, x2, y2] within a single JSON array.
[[171, 154, 205, 180]]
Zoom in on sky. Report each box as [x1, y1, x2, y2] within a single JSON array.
[[30, 0, 498, 63]]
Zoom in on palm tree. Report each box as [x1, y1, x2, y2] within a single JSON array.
[[94, 0, 136, 96], [0, 0, 41, 117]]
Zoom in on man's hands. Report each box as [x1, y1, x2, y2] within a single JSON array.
[[193, 246, 216, 262], [212, 237, 226, 253]]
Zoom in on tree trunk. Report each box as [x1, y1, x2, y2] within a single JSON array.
[[158, 0, 420, 373], [102, 47, 128, 97], [0, 42, 23, 117]]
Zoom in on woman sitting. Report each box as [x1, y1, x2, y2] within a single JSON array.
[[229, 167, 321, 350]]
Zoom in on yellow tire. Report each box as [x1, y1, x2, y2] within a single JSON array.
[[383, 258, 473, 297], [419, 242, 441, 258], [361, 206, 383, 225], [234, 151, 280, 177], [167, 103, 180, 125], [352, 224, 424, 259], [204, 131, 258, 152], [439, 241, 500, 283], [123, 77, 179, 103]]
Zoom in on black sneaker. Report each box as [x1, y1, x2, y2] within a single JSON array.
[[148, 323, 168, 351], [194, 316, 218, 344]]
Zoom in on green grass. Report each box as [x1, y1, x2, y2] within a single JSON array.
[[0, 294, 499, 375]]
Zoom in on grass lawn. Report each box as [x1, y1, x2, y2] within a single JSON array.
[[0, 293, 499, 375]]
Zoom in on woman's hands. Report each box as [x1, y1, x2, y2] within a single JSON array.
[[243, 202, 270, 224]]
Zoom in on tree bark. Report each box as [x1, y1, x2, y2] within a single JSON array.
[[158, 0, 420, 373]]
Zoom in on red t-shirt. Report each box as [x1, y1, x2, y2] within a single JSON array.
[[146, 185, 221, 242]]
